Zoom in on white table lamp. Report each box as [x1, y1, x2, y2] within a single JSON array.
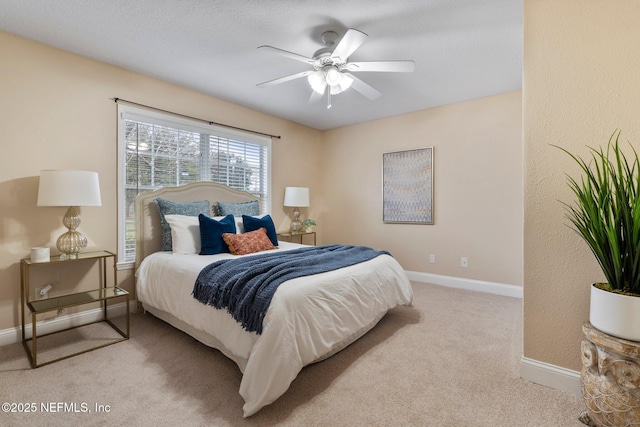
[[37, 170, 102, 259], [284, 187, 309, 232]]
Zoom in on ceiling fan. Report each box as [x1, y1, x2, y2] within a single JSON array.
[[256, 29, 415, 109]]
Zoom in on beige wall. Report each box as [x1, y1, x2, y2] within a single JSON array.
[[7, 0, 638, 385], [523, 1, 640, 370], [0, 29, 524, 336], [323, 92, 523, 286], [0, 30, 323, 332]]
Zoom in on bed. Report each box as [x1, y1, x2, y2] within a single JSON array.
[[134, 182, 414, 417]]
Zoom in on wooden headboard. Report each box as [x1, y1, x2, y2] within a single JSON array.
[[134, 182, 261, 267]]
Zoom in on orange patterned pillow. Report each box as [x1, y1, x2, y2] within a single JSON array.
[[222, 227, 277, 255]]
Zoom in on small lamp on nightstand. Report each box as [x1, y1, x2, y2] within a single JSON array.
[[37, 170, 102, 259], [284, 187, 309, 232]]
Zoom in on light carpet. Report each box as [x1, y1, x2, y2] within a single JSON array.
[[0, 283, 585, 426]]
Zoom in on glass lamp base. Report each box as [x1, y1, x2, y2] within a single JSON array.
[[56, 229, 87, 259], [290, 207, 302, 232], [290, 219, 302, 232], [56, 207, 87, 259]]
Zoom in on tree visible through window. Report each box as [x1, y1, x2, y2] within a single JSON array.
[[118, 105, 270, 264]]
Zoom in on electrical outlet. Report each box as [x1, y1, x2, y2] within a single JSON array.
[[429, 254, 436, 264], [461, 257, 468, 268]]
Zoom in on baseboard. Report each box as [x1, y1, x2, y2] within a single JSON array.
[[405, 271, 523, 299], [520, 356, 581, 397], [0, 301, 135, 347]]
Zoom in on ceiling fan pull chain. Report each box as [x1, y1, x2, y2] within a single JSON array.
[[327, 90, 332, 109]]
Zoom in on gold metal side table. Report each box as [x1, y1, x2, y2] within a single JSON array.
[[20, 250, 129, 368], [277, 231, 316, 246]]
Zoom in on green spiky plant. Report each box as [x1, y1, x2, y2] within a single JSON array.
[[555, 131, 640, 295]]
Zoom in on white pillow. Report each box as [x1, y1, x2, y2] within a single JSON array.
[[164, 214, 201, 254], [208, 216, 244, 233], [235, 217, 245, 233], [235, 214, 269, 234], [211, 216, 248, 233]]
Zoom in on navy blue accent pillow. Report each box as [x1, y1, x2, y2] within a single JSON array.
[[199, 214, 236, 255], [242, 215, 278, 246]]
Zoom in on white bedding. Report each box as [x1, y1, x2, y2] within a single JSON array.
[[136, 241, 413, 416]]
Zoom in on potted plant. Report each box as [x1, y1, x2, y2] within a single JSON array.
[[558, 131, 640, 427], [302, 219, 317, 233], [557, 131, 640, 341]]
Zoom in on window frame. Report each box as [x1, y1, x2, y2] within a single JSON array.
[[116, 104, 272, 269]]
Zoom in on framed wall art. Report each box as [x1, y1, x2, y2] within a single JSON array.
[[382, 147, 434, 224]]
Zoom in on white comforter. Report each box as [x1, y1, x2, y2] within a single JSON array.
[[136, 242, 413, 416]]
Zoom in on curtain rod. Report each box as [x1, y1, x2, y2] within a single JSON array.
[[112, 97, 281, 139]]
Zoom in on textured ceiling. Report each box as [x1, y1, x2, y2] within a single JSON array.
[[0, 0, 523, 130]]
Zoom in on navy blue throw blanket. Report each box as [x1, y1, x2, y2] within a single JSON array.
[[192, 244, 390, 334]]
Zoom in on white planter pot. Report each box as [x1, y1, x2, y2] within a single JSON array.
[[590, 284, 640, 342]]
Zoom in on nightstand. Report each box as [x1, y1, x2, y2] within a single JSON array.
[[277, 231, 316, 246], [20, 250, 129, 368]]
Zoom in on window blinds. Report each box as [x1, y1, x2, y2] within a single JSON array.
[[118, 105, 271, 263]]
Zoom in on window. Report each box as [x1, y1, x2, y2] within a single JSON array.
[[117, 105, 271, 266]]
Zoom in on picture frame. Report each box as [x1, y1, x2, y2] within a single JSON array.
[[382, 147, 434, 224]]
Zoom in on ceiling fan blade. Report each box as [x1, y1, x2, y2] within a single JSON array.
[[331, 29, 368, 61], [258, 45, 316, 66], [257, 70, 313, 87], [347, 74, 382, 100], [346, 60, 416, 73]]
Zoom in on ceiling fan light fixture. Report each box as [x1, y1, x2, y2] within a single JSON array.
[[307, 70, 326, 94], [326, 66, 353, 95], [324, 66, 342, 86], [338, 73, 353, 91], [330, 81, 348, 95]]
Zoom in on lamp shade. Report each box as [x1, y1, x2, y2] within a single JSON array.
[[284, 187, 309, 207], [37, 170, 102, 207]]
